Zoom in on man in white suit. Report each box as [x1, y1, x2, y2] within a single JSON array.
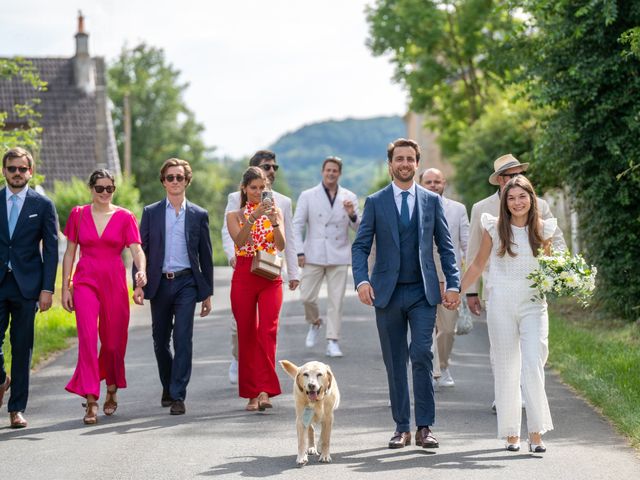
[[420, 168, 469, 388], [293, 156, 359, 357], [222, 150, 300, 382]]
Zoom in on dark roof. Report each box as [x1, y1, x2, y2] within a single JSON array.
[[0, 56, 120, 187]]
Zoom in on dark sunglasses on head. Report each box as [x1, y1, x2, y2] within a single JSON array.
[[254, 152, 276, 161], [94, 185, 116, 194], [260, 164, 279, 172], [6, 166, 30, 174], [500, 171, 526, 179], [164, 174, 186, 183]]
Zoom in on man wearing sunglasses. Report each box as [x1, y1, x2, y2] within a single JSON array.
[[134, 158, 213, 415], [221, 150, 299, 383], [0, 147, 59, 428]]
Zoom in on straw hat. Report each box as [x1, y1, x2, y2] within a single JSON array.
[[488, 154, 529, 185]]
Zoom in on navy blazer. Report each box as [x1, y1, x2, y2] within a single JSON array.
[[0, 187, 59, 299], [352, 183, 460, 309], [139, 199, 214, 302]]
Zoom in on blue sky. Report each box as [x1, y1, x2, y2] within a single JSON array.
[[1, 0, 407, 158]]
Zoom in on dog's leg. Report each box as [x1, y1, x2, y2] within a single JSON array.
[[296, 419, 309, 466], [318, 412, 333, 463], [307, 424, 318, 456]]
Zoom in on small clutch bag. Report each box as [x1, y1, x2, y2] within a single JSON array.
[[250, 250, 283, 280]]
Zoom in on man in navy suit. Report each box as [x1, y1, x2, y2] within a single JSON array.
[[0, 147, 58, 428], [352, 138, 460, 449], [133, 158, 213, 415]]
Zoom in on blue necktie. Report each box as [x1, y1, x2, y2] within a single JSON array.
[[8, 194, 19, 237], [400, 191, 410, 227]]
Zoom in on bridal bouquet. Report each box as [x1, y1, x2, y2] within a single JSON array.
[[527, 250, 597, 306]]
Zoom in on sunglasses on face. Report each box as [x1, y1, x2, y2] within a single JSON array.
[[500, 171, 526, 179], [164, 174, 186, 183], [260, 164, 279, 172], [93, 185, 116, 194], [6, 166, 30, 174]]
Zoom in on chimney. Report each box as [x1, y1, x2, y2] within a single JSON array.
[[73, 10, 95, 94]]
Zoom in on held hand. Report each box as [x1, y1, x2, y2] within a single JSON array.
[[343, 199, 355, 216], [467, 296, 483, 316], [38, 291, 53, 312], [135, 271, 147, 288], [442, 291, 460, 310], [62, 289, 74, 312], [357, 283, 375, 306], [289, 279, 300, 291], [200, 297, 212, 317], [297, 255, 305, 268], [133, 286, 145, 306]]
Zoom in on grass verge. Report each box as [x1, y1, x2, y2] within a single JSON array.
[[549, 301, 640, 448]]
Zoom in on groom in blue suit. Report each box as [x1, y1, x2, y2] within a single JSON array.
[[0, 147, 58, 428], [352, 138, 460, 449]]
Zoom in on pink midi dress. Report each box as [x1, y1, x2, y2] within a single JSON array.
[[63, 205, 141, 399]]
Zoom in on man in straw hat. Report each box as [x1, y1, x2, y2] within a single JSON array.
[[465, 153, 565, 410]]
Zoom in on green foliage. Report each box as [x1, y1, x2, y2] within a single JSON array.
[[51, 176, 142, 232], [366, 0, 524, 155], [521, 0, 640, 320], [272, 116, 405, 199], [107, 43, 212, 207]]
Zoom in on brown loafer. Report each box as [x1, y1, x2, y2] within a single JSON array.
[[257, 392, 272, 411], [170, 399, 186, 415], [0, 375, 9, 408], [388, 431, 411, 449], [161, 389, 173, 408], [9, 411, 27, 429], [415, 427, 439, 448]]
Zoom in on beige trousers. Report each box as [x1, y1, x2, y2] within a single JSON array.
[[436, 304, 459, 370], [299, 264, 348, 340]]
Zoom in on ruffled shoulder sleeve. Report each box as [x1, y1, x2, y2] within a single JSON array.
[[480, 213, 498, 239], [542, 217, 558, 240]]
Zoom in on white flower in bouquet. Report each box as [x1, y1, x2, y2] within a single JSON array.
[[527, 249, 597, 306]]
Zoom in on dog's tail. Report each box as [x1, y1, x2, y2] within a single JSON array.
[[279, 360, 298, 379]]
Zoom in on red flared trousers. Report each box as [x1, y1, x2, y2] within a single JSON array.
[[231, 256, 283, 399]]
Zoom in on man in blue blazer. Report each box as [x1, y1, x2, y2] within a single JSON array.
[[0, 147, 58, 428], [352, 138, 460, 449], [134, 158, 213, 416]]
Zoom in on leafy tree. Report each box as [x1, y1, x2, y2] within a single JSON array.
[[366, 0, 523, 155], [520, 0, 640, 320], [107, 44, 211, 206], [0, 58, 46, 186]]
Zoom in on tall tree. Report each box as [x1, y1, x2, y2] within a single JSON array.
[[366, 0, 523, 155], [108, 44, 211, 206]]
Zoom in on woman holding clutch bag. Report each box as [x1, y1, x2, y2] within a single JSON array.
[[227, 166, 285, 411]]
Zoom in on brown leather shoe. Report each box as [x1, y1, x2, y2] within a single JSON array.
[[0, 375, 9, 408], [161, 389, 172, 408], [170, 399, 186, 415], [388, 431, 411, 449], [415, 427, 439, 448], [9, 411, 27, 429]]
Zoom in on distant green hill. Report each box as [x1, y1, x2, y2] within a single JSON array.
[[269, 116, 405, 199]]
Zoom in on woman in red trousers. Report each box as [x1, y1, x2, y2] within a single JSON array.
[[227, 166, 285, 411]]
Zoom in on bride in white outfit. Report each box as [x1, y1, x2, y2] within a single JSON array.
[[461, 175, 559, 453]]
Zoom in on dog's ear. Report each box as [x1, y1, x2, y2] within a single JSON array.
[[325, 367, 333, 391], [279, 360, 299, 380], [296, 372, 305, 392]]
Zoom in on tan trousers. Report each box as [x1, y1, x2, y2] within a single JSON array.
[[300, 264, 348, 340], [436, 304, 458, 370]]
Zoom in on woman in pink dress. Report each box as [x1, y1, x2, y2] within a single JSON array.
[[61, 169, 147, 425]]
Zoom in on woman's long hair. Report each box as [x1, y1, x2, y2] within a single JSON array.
[[239, 166, 269, 208], [497, 175, 543, 257]]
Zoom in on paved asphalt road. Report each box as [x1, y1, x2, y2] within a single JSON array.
[[1, 267, 638, 479]]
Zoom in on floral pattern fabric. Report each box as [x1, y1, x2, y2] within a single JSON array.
[[235, 202, 277, 256]]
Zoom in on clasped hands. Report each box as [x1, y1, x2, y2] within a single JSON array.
[[442, 291, 460, 310]]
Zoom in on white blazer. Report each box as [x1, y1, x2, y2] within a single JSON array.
[[433, 196, 469, 285], [293, 183, 359, 266], [466, 191, 566, 296], [221, 190, 300, 281]]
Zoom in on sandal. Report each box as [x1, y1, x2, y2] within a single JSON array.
[[104, 388, 118, 416], [246, 398, 259, 411], [83, 401, 99, 425], [257, 392, 272, 411]]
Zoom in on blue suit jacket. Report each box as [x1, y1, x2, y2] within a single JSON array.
[[0, 187, 58, 299], [139, 199, 214, 302], [352, 183, 459, 309]]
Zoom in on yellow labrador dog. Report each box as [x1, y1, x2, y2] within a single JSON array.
[[280, 360, 340, 466]]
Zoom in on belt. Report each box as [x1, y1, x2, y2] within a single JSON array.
[[163, 268, 192, 279]]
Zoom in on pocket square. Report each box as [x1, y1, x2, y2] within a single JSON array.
[[29, 214, 38, 218]]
